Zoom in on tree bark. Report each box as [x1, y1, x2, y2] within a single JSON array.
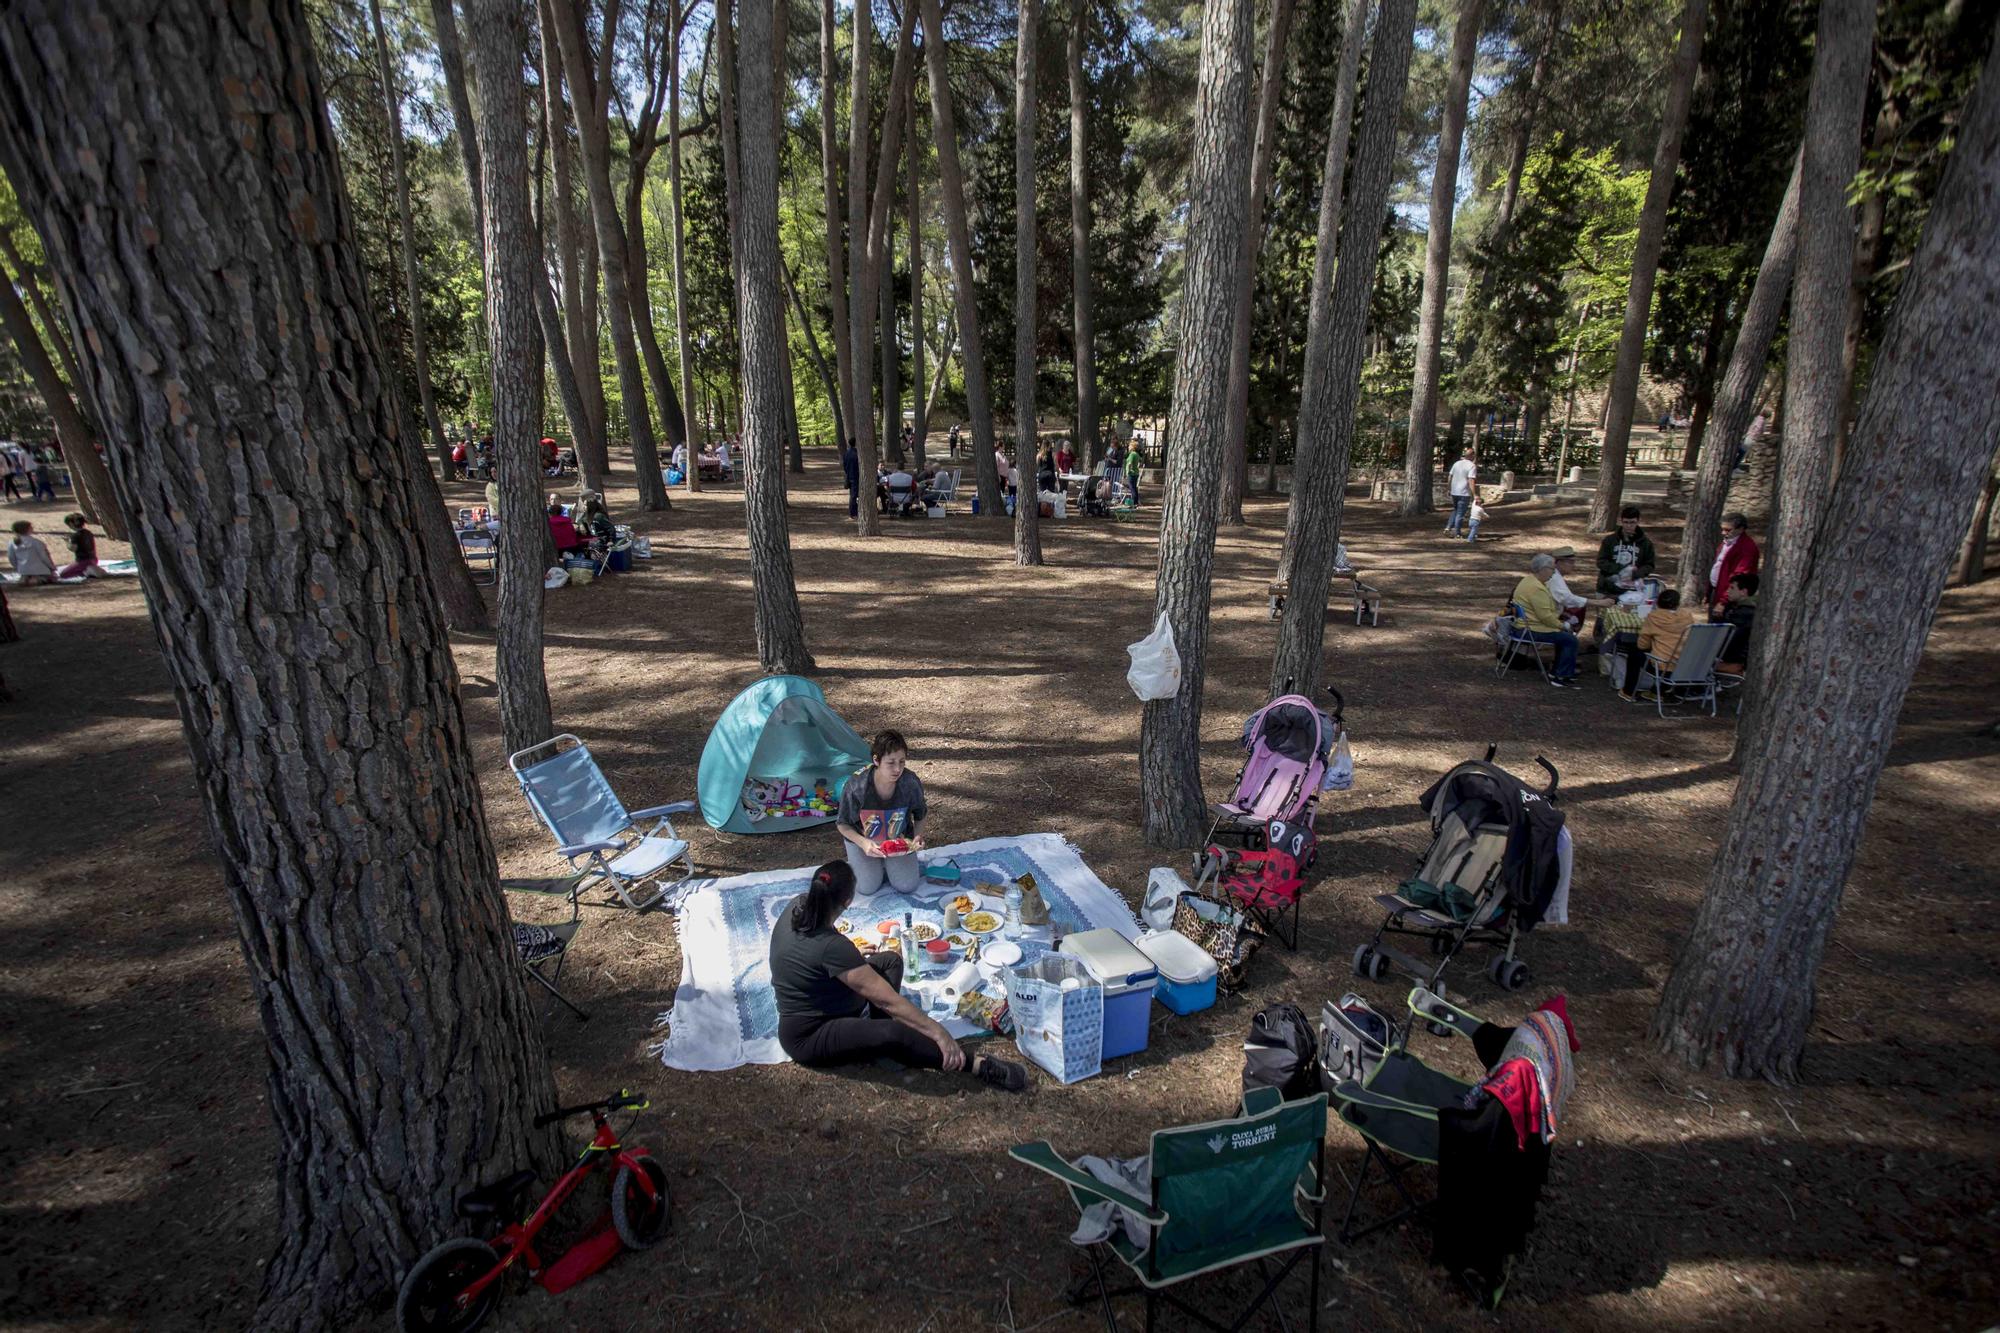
[[820, 0, 855, 451], [881, 150, 904, 469], [785, 260, 847, 444], [1139, 0, 1258, 847], [921, 0, 1004, 518], [1068, 0, 1100, 468], [1013, 0, 1044, 564], [624, 186, 690, 451], [1677, 154, 1800, 606], [368, 0, 450, 479], [1837, 96, 1896, 471], [1218, 0, 1299, 527], [549, 0, 671, 509], [467, 0, 557, 754], [845, 0, 875, 526], [0, 226, 91, 422], [669, 0, 702, 491], [1677, 285, 1733, 470], [0, 5, 560, 1324], [1587, 0, 1706, 530], [1737, 0, 1873, 753], [1496, 0, 1553, 230], [1400, 0, 1485, 517], [735, 0, 815, 673], [910, 88, 928, 470], [0, 254, 123, 537], [1274, 0, 1374, 585], [1651, 30, 2000, 1079]]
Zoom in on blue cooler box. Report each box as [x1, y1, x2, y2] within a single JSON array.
[[1059, 929, 1157, 1059], [1134, 930, 1219, 1015]]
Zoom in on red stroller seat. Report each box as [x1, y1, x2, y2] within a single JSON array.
[[1200, 818, 1318, 951]]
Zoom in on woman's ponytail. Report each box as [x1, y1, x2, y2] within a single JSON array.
[[792, 860, 856, 932]]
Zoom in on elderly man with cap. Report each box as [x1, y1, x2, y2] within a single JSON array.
[[1544, 545, 1592, 632]]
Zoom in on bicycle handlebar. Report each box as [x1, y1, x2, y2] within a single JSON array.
[[534, 1089, 649, 1127]]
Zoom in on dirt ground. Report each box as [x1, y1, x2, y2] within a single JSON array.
[[2, 450, 1997, 1333]]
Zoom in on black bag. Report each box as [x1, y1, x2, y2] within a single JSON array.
[[1241, 1002, 1319, 1101]]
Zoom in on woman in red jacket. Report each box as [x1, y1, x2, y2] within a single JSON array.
[[1707, 512, 1760, 615]]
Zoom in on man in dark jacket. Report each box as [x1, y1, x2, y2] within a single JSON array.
[[1595, 504, 1657, 596], [841, 438, 859, 518]]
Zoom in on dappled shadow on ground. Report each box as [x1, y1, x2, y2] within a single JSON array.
[[1, 459, 1997, 1330]]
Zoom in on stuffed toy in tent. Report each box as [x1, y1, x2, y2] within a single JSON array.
[[697, 676, 872, 834]]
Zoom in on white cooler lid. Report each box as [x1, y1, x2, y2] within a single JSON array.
[[1058, 928, 1158, 992], [1134, 929, 1219, 985]]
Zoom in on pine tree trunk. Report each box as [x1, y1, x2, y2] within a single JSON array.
[[735, 0, 816, 673], [1677, 155, 1799, 606], [820, 0, 855, 452], [670, 0, 702, 492], [624, 179, 690, 451], [921, 0, 1005, 518], [1400, 0, 1485, 518], [1219, 0, 1299, 527], [1068, 0, 1101, 468], [1496, 0, 1553, 230], [0, 228, 88, 406], [1273, 0, 1374, 586], [1270, 0, 1416, 692], [369, 0, 451, 479], [785, 261, 848, 444], [0, 6, 561, 1325], [1652, 35, 2000, 1079], [882, 197, 904, 467], [1139, 0, 1258, 847], [1737, 0, 1873, 754], [910, 90, 928, 469], [0, 255, 123, 537], [1013, 0, 1045, 564], [533, 0, 610, 478], [845, 0, 878, 529], [467, 0, 556, 754], [1837, 96, 1895, 471], [550, 0, 670, 510], [1588, 0, 1706, 531], [1952, 449, 1998, 585]]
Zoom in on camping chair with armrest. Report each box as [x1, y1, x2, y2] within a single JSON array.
[[1011, 1088, 1328, 1332], [459, 529, 497, 587], [922, 468, 958, 512], [509, 734, 698, 912], [1639, 621, 1733, 717], [1494, 603, 1555, 682]]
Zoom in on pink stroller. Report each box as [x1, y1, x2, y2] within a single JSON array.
[[1204, 685, 1345, 849]]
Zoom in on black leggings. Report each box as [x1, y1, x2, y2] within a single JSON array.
[[776, 954, 947, 1071]]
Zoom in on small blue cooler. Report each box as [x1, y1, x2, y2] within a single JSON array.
[[1134, 930, 1218, 1015], [606, 543, 633, 573], [1059, 929, 1157, 1059]]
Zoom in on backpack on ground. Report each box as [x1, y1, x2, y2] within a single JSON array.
[[1241, 1002, 1319, 1101], [1317, 992, 1391, 1090]]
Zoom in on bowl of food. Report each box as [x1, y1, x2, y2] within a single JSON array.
[[961, 910, 1003, 936], [910, 922, 940, 942]]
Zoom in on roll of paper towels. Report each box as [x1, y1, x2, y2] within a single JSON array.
[[938, 961, 980, 1001]]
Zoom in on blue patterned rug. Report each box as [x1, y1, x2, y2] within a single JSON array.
[[656, 833, 1141, 1071]]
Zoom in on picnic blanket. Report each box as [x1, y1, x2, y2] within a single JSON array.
[[655, 833, 1142, 1072]]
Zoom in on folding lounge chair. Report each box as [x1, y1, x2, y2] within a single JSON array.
[[1638, 621, 1733, 717], [1012, 1088, 1328, 1332], [509, 735, 698, 912], [459, 530, 497, 587], [1493, 603, 1555, 682]]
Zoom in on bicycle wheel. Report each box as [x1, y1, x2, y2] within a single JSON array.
[[610, 1157, 672, 1249], [395, 1237, 501, 1333]]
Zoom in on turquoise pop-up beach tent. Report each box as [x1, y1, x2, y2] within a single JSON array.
[[697, 676, 872, 834]]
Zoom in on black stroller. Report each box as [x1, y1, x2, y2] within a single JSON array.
[[1351, 747, 1564, 997]]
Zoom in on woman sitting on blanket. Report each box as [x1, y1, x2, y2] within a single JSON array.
[[836, 729, 929, 896], [771, 861, 1026, 1089]]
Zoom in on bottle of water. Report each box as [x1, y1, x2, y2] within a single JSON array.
[[903, 911, 921, 982], [1004, 883, 1023, 939]]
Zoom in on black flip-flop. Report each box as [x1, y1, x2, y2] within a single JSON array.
[[975, 1055, 1028, 1092]]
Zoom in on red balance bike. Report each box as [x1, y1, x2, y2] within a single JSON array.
[[395, 1089, 671, 1332]]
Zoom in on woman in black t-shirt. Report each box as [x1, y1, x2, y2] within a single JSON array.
[[769, 861, 1025, 1089]]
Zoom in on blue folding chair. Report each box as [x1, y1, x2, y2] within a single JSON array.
[[1494, 602, 1554, 682], [509, 735, 698, 911]]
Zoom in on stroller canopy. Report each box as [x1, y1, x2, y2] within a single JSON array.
[[1418, 761, 1566, 930], [1241, 696, 1334, 764], [697, 676, 871, 834]]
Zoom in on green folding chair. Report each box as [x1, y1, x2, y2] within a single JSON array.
[[1011, 1088, 1328, 1331]]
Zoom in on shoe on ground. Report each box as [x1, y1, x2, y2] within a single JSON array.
[[1618, 690, 1638, 703], [1549, 676, 1576, 689]]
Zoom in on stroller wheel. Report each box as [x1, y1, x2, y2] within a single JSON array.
[[1498, 959, 1530, 992], [1351, 945, 1377, 981]]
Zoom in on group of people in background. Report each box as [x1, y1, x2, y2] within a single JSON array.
[[8, 513, 102, 584], [1, 440, 62, 504], [1508, 504, 1762, 697], [449, 430, 577, 480]]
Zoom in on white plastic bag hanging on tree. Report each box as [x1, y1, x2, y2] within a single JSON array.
[[1125, 613, 1182, 701]]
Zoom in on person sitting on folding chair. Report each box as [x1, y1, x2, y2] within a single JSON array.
[[1511, 556, 1581, 688], [580, 496, 617, 557], [1618, 589, 1704, 703], [771, 860, 1026, 1089]]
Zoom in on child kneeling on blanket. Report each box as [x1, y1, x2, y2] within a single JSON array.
[[769, 861, 1027, 1091]]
